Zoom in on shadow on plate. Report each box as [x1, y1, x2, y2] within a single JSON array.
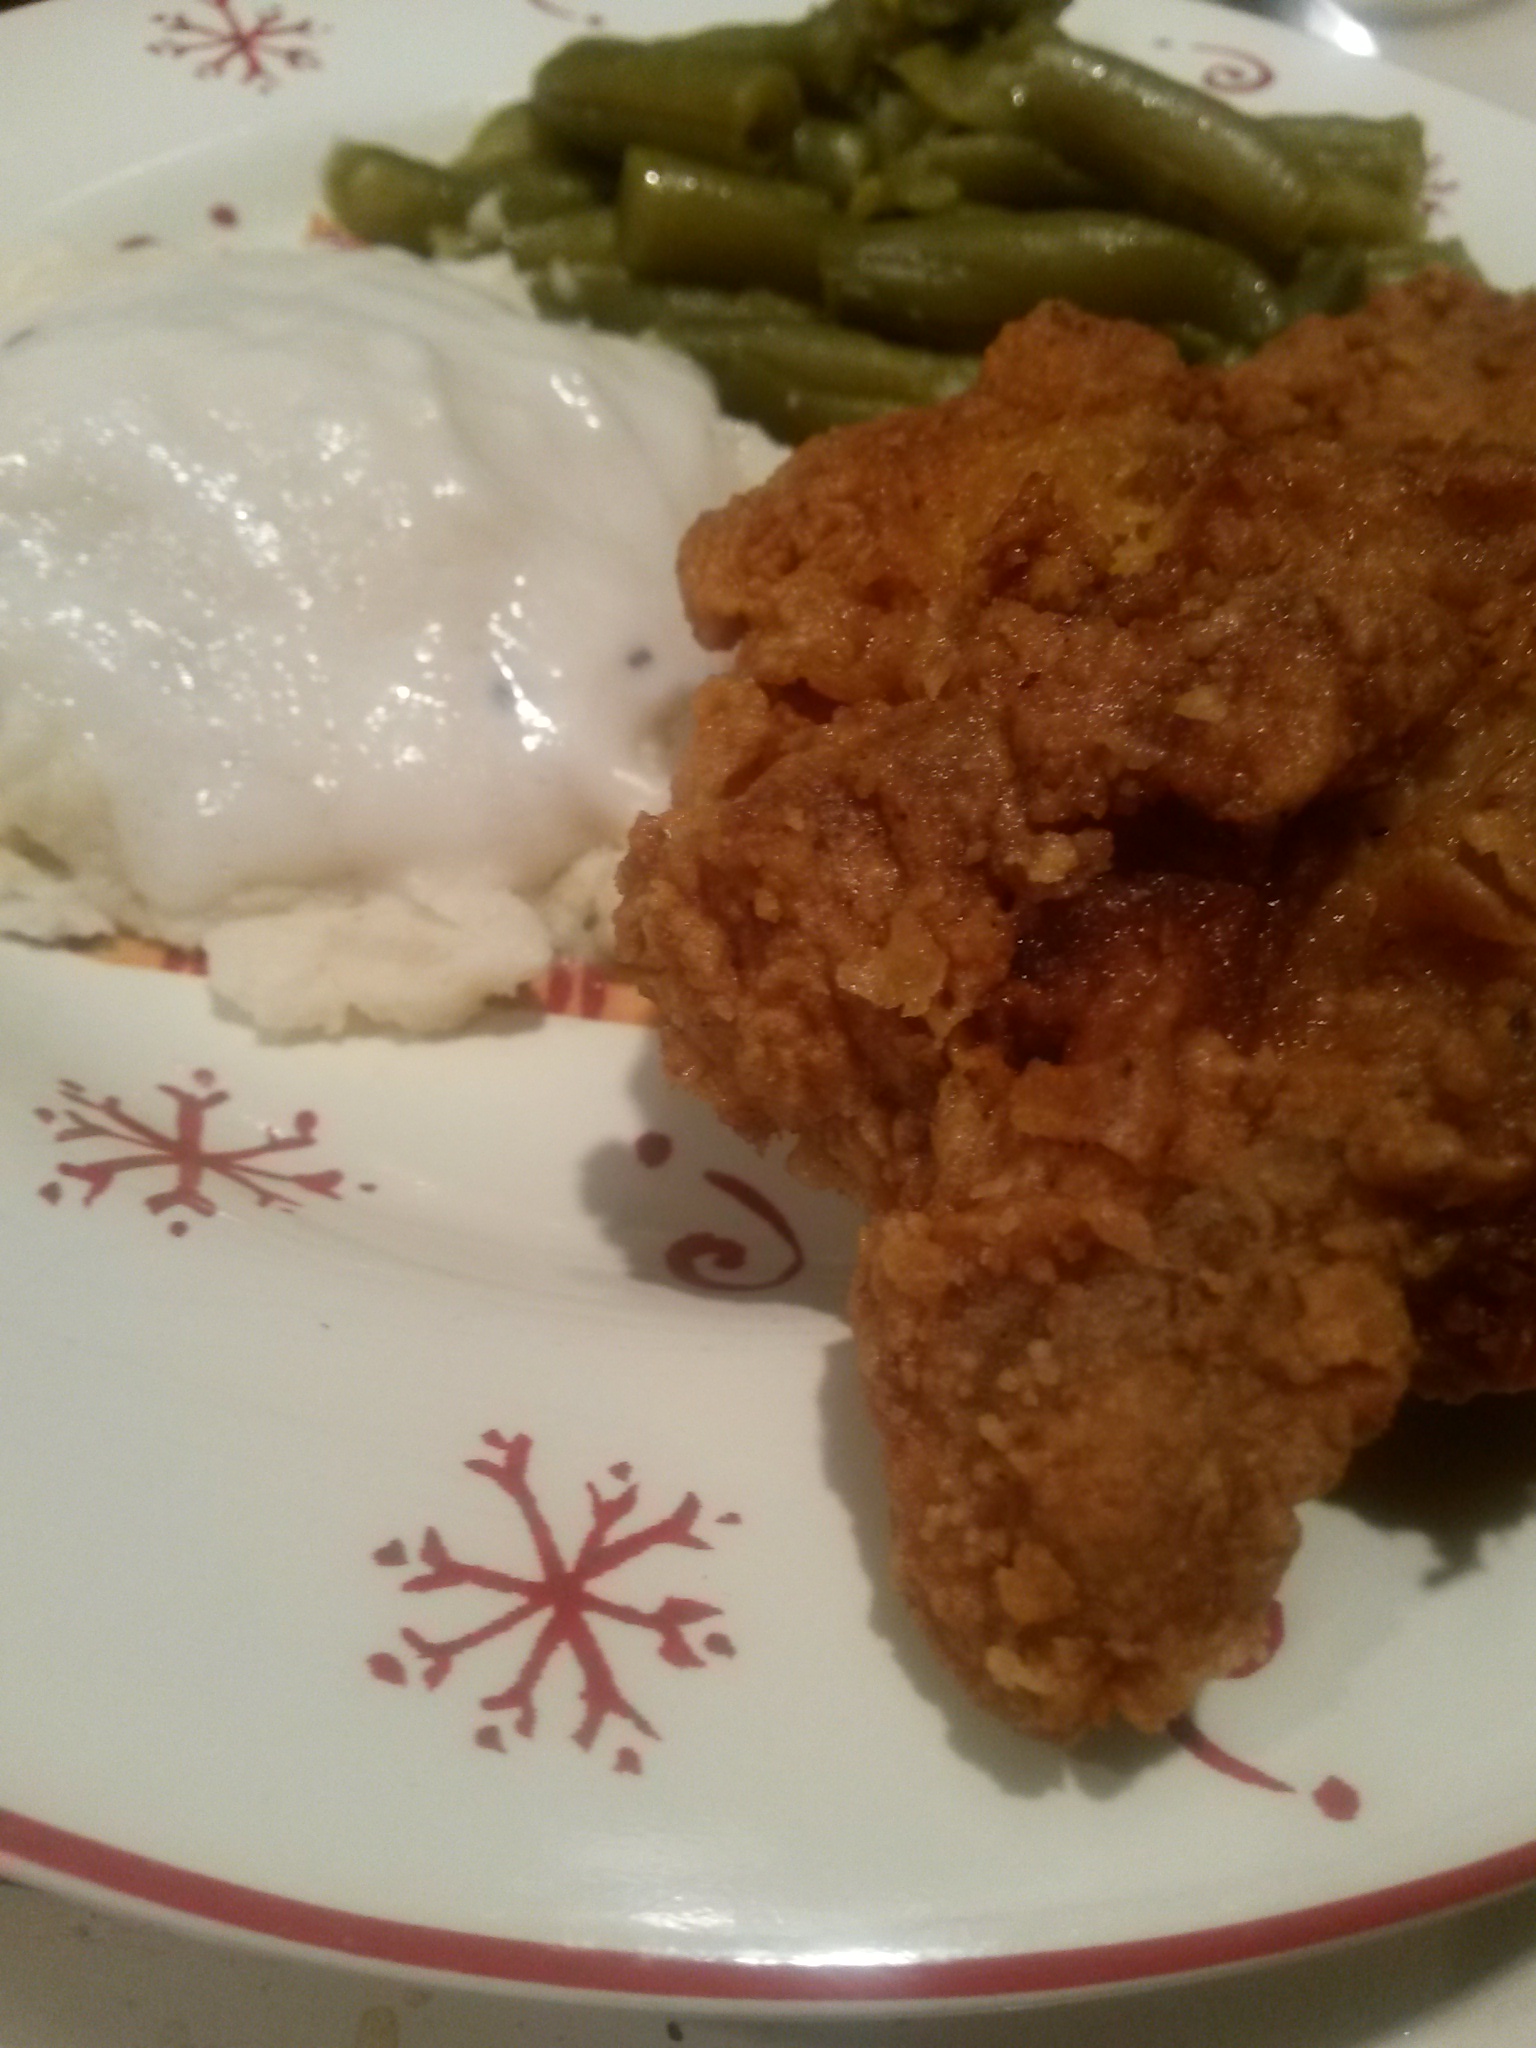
[[586, 1031, 1167, 1795], [580, 1031, 857, 1320], [1334, 1389, 1536, 1582]]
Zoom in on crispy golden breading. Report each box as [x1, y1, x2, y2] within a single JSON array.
[[618, 275, 1536, 1740]]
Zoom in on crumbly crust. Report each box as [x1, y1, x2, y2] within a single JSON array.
[[619, 276, 1536, 1738]]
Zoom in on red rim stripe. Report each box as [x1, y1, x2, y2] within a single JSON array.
[[4, 1808, 1536, 2004]]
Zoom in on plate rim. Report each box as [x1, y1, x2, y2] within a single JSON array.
[[7, 0, 1536, 2014], [6, 1808, 1536, 2008]]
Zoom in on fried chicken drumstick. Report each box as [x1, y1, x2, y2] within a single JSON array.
[[617, 274, 1536, 1740]]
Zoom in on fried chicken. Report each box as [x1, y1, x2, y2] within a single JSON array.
[[617, 273, 1536, 1741]]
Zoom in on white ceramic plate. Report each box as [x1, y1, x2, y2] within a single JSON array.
[[3, 0, 1536, 2014]]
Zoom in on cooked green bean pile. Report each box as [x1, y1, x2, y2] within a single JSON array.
[[322, 0, 1476, 441]]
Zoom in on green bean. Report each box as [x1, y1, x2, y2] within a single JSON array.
[[1162, 324, 1245, 366], [531, 263, 821, 335], [717, 374, 892, 439], [452, 101, 553, 178], [532, 38, 804, 173], [425, 224, 493, 261], [323, 143, 476, 255], [671, 12, 998, 106], [1304, 169, 1421, 247], [773, 0, 902, 108], [666, 21, 812, 67], [856, 131, 1102, 216], [426, 163, 610, 259], [681, 0, 908, 111], [1363, 237, 1483, 291], [887, 31, 1057, 133], [1278, 243, 1367, 323], [486, 159, 609, 227], [503, 206, 620, 269], [1023, 40, 1316, 259], [655, 320, 966, 440], [447, 105, 617, 258], [1264, 112, 1426, 199], [326, 0, 1457, 446], [771, 0, 1064, 109], [679, 318, 977, 401], [790, 117, 875, 201], [618, 147, 833, 298], [894, 0, 1067, 37], [622, 12, 907, 108], [822, 208, 1285, 350], [864, 87, 936, 165], [849, 161, 955, 219], [658, 334, 859, 427]]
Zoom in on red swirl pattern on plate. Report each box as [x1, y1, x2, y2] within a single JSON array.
[[1170, 1601, 1362, 1819], [1190, 42, 1276, 94], [636, 1132, 808, 1291]]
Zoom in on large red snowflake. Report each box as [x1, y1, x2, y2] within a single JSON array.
[[35, 1070, 355, 1235], [147, 2, 327, 90], [370, 1432, 737, 1773]]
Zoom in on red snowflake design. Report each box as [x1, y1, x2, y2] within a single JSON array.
[[635, 1131, 806, 1291], [1423, 153, 1460, 221], [1170, 1602, 1361, 1820], [370, 1432, 736, 1772], [147, 2, 327, 91], [526, 0, 606, 26], [34, 1071, 357, 1235]]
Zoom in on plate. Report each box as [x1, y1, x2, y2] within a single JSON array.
[[4, 0, 1536, 2014]]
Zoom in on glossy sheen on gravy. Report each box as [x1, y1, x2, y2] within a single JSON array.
[[0, 248, 761, 921]]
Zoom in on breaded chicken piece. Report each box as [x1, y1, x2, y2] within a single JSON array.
[[618, 276, 1536, 1739]]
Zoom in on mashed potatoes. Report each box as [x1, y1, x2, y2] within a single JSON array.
[[0, 246, 776, 1032]]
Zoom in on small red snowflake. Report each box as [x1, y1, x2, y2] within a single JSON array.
[[147, 2, 327, 91], [371, 1432, 736, 1771], [1423, 154, 1460, 221], [35, 1071, 355, 1234]]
